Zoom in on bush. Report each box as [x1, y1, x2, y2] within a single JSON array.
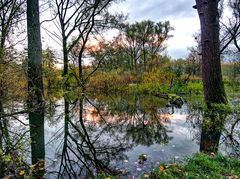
[[143, 69, 171, 85], [87, 71, 137, 93]]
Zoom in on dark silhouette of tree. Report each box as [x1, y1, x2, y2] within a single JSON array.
[[48, 95, 131, 178], [0, 2, 25, 177], [46, 0, 119, 88], [27, 0, 44, 104], [194, 0, 227, 105], [27, 0, 45, 174]]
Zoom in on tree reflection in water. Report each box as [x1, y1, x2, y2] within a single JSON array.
[[186, 102, 240, 156], [54, 95, 132, 178], [4, 94, 239, 177], [0, 108, 30, 178], [47, 94, 174, 178]]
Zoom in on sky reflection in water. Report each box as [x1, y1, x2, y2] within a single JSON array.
[[3, 94, 239, 178]]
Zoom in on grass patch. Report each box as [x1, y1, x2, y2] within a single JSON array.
[[148, 153, 240, 179], [96, 153, 240, 178]]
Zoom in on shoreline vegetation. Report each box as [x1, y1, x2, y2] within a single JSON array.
[[97, 153, 240, 178]]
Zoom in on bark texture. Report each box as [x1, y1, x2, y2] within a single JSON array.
[[27, 0, 43, 103], [195, 0, 227, 105], [27, 0, 45, 166]]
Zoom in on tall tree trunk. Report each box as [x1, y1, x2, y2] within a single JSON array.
[[27, 0, 44, 102], [195, 0, 227, 105], [195, 0, 228, 153], [27, 0, 45, 168]]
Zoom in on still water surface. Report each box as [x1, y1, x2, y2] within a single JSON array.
[[4, 94, 240, 178]]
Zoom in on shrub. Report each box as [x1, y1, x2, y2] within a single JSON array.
[[87, 71, 137, 93]]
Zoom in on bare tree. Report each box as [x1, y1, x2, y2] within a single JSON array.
[[220, 0, 240, 53], [46, 0, 118, 87]]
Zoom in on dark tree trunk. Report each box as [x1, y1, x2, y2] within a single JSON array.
[[195, 0, 227, 105], [27, 0, 44, 103], [27, 0, 45, 168], [63, 37, 68, 77], [29, 111, 45, 165], [195, 0, 228, 153]]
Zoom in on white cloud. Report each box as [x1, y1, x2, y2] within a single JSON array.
[[167, 17, 200, 58]]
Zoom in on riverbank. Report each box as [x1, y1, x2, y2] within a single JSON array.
[[98, 153, 240, 178]]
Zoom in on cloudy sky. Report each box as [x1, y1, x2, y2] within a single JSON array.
[[41, 0, 201, 60], [110, 0, 200, 59]]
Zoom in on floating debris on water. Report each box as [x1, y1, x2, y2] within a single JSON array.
[[136, 168, 142, 171]]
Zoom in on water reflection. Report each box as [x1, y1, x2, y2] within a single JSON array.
[[200, 119, 223, 153], [29, 108, 45, 177], [44, 94, 176, 177], [186, 102, 240, 156], [0, 107, 30, 178], [51, 95, 133, 178], [0, 94, 239, 177]]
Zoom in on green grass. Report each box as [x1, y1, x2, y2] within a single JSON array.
[[148, 153, 240, 179], [97, 153, 240, 179]]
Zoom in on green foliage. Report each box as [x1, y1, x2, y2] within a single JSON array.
[[127, 68, 172, 95], [96, 153, 240, 178], [168, 94, 183, 103], [222, 62, 240, 99], [186, 81, 203, 94], [91, 20, 174, 73], [87, 62, 204, 96], [170, 81, 203, 94], [143, 68, 171, 85], [129, 83, 169, 95], [149, 153, 240, 178], [0, 61, 28, 103], [42, 48, 62, 92]]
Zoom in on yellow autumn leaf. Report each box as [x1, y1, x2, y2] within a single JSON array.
[[19, 170, 25, 176], [105, 177, 111, 179], [159, 165, 165, 171]]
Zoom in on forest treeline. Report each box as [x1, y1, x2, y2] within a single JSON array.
[[0, 0, 239, 103]]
